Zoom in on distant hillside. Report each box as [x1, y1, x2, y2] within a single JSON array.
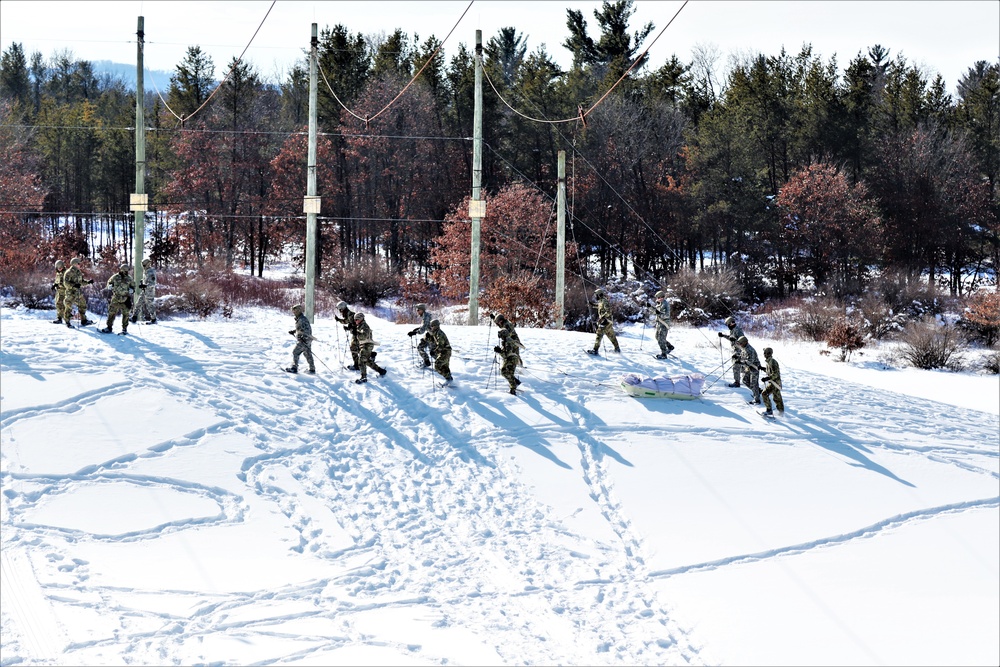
[[91, 60, 177, 93]]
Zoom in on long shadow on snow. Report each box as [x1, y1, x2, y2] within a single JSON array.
[[0, 349, 46, 381]]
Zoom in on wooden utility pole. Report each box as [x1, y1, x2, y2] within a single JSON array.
[[303, 23, 320, 321], [556, 150, 566, 329], [467, 30, 484, 325], [130, 16, 147, 283]]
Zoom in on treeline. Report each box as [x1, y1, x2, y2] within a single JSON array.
[[1, 0, 998, 301]]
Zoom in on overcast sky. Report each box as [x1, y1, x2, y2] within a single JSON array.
[[1, 1, 997, 94]]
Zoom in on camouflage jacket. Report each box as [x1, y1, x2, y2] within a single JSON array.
[[336, 308, 358, 339], [650, 300, 670, 331], [426, 327, 451, 355], [496, 330, 519, 360], [293, 312, 312, 343], [740, 343, 761, 371], [355, 319, 375, 347], [762, 356, 782, 388], [417, 310, 432, 334], [106, 271, 135, 303], [64, 265, 87, 291], [54, 267, 66, 291], [596, 295, 614, 325], [724, 323, 745, 349], [140, 266, 157, 289]]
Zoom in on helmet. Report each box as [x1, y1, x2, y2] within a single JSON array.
[[119, 264, 129, 272], [336, 301, 348, 311], [430, 318, 440, 328], [763, 347, 773, 357], [292, 304, 303, 314], [725, 316, 735, 327], [415, 303, 426, 312], [142, 258, 151, 266], [354, 312, 365, 321], [70, 257, 80, 266], [55, 260, 65, 269], [654, 291, 665, 299], [594, 288, 605, 297], [737, 335, 748, 346], [494, 313, 507, 324]]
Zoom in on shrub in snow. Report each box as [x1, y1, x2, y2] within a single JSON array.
[[899, 318, 967, 371], [790, 297, 840, 341], [666, 267, 742, 325], [825, 317, 866, 361], [480, 272, 552, 328], [958, 291, 1000, 347], [329, 260, 397, 307]]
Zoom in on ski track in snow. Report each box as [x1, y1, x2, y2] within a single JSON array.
[[1, 314, 997, 665]]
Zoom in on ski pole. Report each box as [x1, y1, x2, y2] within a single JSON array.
[[487, 352, 498, 390]]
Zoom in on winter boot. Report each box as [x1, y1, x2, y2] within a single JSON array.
[[149, 318, 157, 324], [306, 368, 316, 374], [586, 348, 599, 355], [613, 347, 621, 353], [422, 359, 431, 368], [66, 320, 74, 328], [99, 326, 113, 334], [355, 376, 367, 384], [130, 314, 138, 323], [509, 387, 517, 395], [80, 317, 94, 326], [727, 382, 741, 388], [283, 366, 298, 374], [377, 367, 387, 377], [346, 364, 359, 371], [655, 353, 668, 359], [52, 317, 63, 324]]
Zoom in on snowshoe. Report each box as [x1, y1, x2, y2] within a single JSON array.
[[355, 377, 367, 384], [148, 318, 157, 324], [654, 353, 669, 359], [585, 348, 599, 355], [727, 382, 741, 388], [118, 329, 128, 336], [80, 318, 94, 326], [283, 366, 298, 374], [346, 364, 359, 371], [377, 368, 387, 377], [99, 327, 113, 334], [52, 318, 63, 324], [129, 315, 138, 323], [306, 368, 316, 374]]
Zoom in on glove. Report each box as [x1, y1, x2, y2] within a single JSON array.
[[718, 331, 725, 338], [85, 279, 94, 285], [289, 330, 295, 335], [761, 376, 770, 382], [731, 354, 740, 362], [493, 346, 502, 354], [51, 283, 57, 291], [139, 283, 146, 289], [408, 328, 419, 337]]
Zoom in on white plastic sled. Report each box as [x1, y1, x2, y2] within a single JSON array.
[[621, 373, 705, 400]]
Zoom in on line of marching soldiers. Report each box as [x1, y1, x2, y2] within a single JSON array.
[[51, 257, 157, 335], [284, 301, 524, 394]]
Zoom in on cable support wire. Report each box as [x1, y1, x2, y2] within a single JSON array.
[[145, 0, 276, 125], [318, 0, 473, 127], [481, 0, 688, 126]]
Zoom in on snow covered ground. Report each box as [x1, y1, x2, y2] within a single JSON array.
[[1, 304, 998, 666]]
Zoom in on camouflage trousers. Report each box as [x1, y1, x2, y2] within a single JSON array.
[[741, 366, 762, 402], [132, 287, 156, 320], [593, 321, 619, 352], [417, 336, 435, 365], [500, 355, 519, 391], [64, 288, 88, 320], [106, 300, 130, 330], [433, 348, 452, 381], [292, 340, 314, 371], [655, 326, 671, 354], [55, 289, 66, 320], [762, 382, 784, 412], [358, 344, 384, 379]]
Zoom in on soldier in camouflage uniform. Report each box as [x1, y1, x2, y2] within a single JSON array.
[[62, 257, 95, 327], [407, 303, 434, 367], [284, 304, 316, 373], [759, 347, 784, 416], [736, 335, 762, 405], [492, 313, 522, 367], [130, 258, 157, 324], [718, 316, 746, 387], [587, 288, 620, 355], [495, 328, 522, 394], [353, 312, 387, 383], [335, 301, 360, 370], [425, 319, 453, 384], [651, 291, 675, 359], [100, 264, 135, 334], [51, 259, 67, 324]]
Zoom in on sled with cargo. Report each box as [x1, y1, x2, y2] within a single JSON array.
[[620, 372, 705, 400]]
